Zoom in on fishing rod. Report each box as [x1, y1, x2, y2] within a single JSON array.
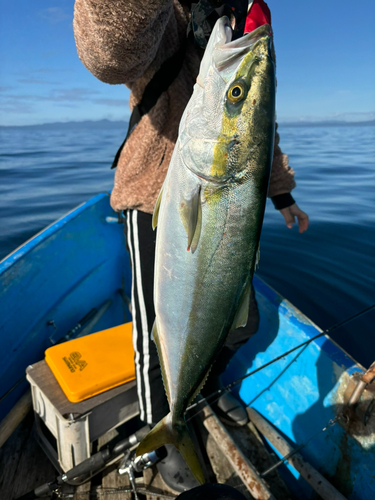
[[15, 425, 152, 500], [186, 302, 375, 415], [11, 305, 375, 499]]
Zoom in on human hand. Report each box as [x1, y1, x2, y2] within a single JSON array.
[[279, 203, 309, 233]]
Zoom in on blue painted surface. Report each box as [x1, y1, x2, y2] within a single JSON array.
[[223, 275, 374, 500], [1, 194, 373, 499], [0, 193, 131, 420]]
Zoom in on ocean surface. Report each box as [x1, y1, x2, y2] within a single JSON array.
[[0, 124, 374, 367]]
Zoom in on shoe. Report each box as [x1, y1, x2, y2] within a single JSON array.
[[211, 390, 249, 427], [156, 444, 200, 493], [202, 374, 249, 427]]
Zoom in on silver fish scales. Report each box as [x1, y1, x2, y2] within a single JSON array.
[[136, 17, 276, 482]]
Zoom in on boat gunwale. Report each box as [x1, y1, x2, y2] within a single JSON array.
[[253, 274, 365, 372], [0, 191, 365, 377], [0, 192, 110, 274]]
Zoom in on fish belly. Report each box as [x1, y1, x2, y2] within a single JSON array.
[[154, 151, 262, 419]]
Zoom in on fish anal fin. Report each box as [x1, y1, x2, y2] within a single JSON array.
[[136, 413, 205, 484], [231, 282, 251, 331], [151, 319, 171, 405], [152, 186, 164, 230], [179, 185, 202, 252], [255, 243, 260, 270], [150, 319, 158, 343]]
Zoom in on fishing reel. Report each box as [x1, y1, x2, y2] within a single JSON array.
[[118, 447, 167, 499], [118, 448, 166, 474]]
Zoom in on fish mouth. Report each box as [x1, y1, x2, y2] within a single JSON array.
[[212, 17, 272, 74]]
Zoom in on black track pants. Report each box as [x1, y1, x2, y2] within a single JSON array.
[[124, 209, 260, 425]]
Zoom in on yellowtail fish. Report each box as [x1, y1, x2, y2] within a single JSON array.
[[136, 16, 276, 482]]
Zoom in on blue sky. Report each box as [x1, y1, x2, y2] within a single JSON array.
[[0, 0, 374, 126]]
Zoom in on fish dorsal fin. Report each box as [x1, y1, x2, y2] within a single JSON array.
[[152, 186, 164, 230], [230, 282, 251, 331], [179, 185, 202, 253]]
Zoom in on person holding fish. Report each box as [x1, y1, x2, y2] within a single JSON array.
[[74, 0, 309, 491]]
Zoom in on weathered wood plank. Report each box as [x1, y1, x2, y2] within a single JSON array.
[[98, 463, 132, 499], [0, 402, 291, 500], [227, 420, 291, 500], [0, 391, 32, 449], [73, 481, 92, 500], [205, 432, 253, 499], [201, 404, 276, 500], [247, 407, 346, 500], [0, 411, 55, 499], [96, 428, 132, 500]]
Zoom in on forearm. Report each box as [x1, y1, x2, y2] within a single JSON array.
[[271, 192, 295, 209], [268, 128, 309, 232], [268, 124, 296, 202], [73, 0, 174, 85]]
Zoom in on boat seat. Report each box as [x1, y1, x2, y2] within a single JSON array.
[[26, 323, 138, 475], [45, 322, 135, 403]]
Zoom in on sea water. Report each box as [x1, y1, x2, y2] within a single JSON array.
[[0, 124, 374, 367]]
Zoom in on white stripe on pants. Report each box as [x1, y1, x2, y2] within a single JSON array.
[[127, 210, 153, 422]]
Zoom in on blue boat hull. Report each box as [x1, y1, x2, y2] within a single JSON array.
[[0, 194, 373, 499], [0, 194, 131, 419], [225, 280, 375, 499]]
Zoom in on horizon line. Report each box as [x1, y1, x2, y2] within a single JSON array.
[[1, 117, 375, 128]]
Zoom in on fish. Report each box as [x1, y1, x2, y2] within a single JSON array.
[[136, 16, 276, 483]]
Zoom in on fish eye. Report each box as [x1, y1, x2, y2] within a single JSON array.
[[227, 82, 246, 103]]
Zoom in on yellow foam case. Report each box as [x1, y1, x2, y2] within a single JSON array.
[[45, 322, 135, 403]]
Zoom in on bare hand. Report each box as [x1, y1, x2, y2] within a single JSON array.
[[280, 203, 309, 233]]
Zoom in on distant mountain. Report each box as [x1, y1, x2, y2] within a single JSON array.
[[0, 119, 129, 130], [279, 119, 375, 127], [1, 118, 374, 130]]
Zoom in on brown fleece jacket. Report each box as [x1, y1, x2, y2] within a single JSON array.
[[73, 0, 296, 214]]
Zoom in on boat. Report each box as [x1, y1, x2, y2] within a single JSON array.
[[0, 193, 374, 500]]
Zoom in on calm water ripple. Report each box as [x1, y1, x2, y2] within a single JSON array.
[[0, 124, 374, 366]]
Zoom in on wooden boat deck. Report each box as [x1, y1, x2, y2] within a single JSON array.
[[0, 409, 292, 500]]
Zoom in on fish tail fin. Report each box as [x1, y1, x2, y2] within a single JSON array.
[[136, 413, 205, 484], [174, 419, 205, 484]]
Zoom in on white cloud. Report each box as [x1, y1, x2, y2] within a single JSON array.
[[38, 7, 71, 24]]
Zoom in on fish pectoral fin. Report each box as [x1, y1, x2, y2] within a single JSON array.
[[230, 282, 251, 331], [179, 185, 202, 252], [152, 186, 164, 230], [189, 194, 202, 253], [136, 413, 205, 484]]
